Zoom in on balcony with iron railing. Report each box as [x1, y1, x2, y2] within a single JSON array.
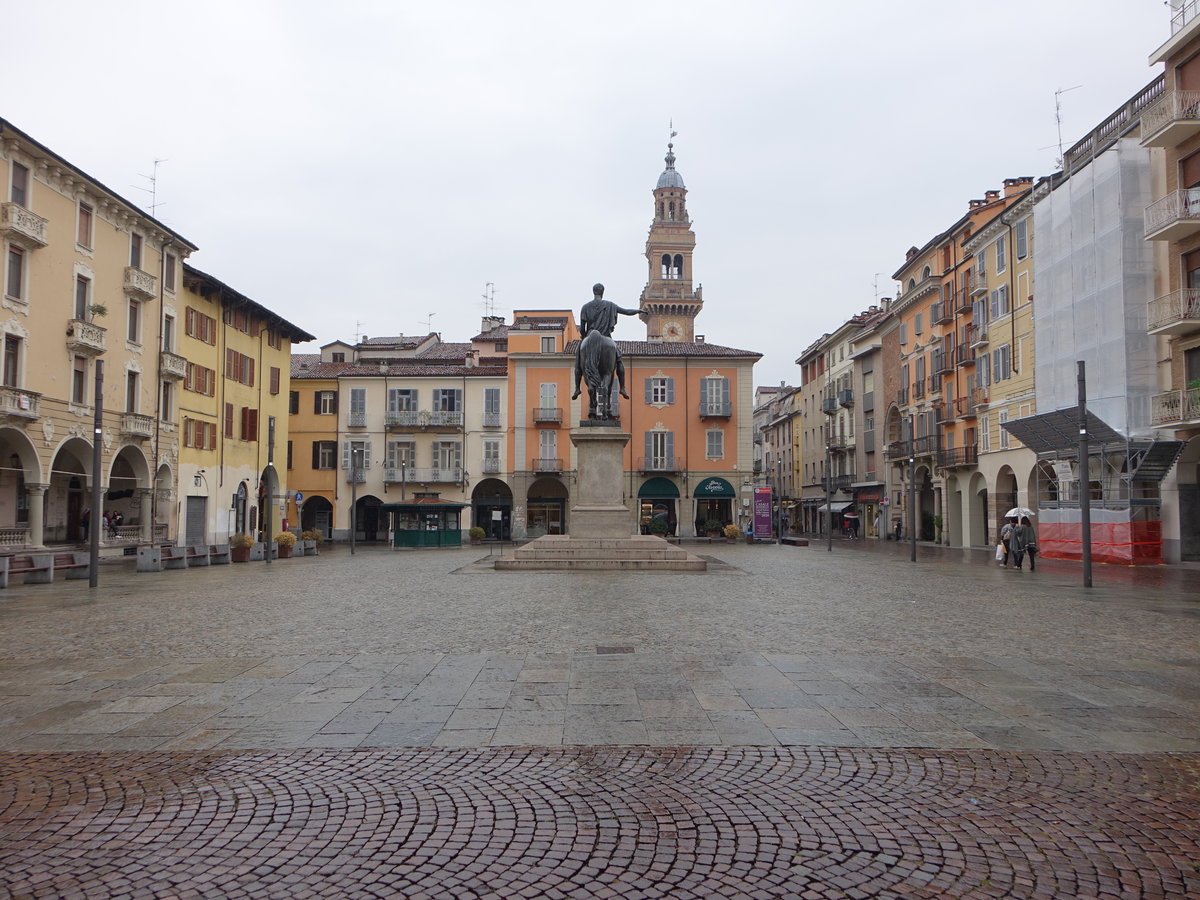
[[970, 386, 989, 409], [955, 284, 973, 313], [954, 344, 974, 368], [928, 374, 942, 394], [348, 411, 367, 428], [532, 407, 563, 424], [1147, 288, 1200, 336], [824, 427, 849, 450], [407, 466, 463, 483], [66, 318, 107, 356], [638, 456, 681, 473], [913, 434, 939, 457], [0, 386, 39, 421], [481, 458, 501, 475], [937, 445, 979, 469], [0, 202, 48, 249], [530, 457, 564, 473], [968, 323, 988, 347], [699, 401, 732, 418], [384, 409, 463, 429], [345, 469, 366, 484], [955, 396, 977, 420], [933, 400, 952, 424], [838, 389, 854, 408], [821, 396, 838, 415], [834, 473, 855, 492], [885, 441, 909, 462], [159, 350, 187, 381], [897, 386, 909, 406], [969, 269, 987, 297], [124, 267, 157, 300], [912, 380, 925, 400], [934, 351, 953, 374], [120, 412, 155, 439], [1141, 89, 1200, 148], [1151, 387, 1200, 427], [931, 302, 952, 325], [483, 411, 502, 428], [1145, 188, 1200, 242]]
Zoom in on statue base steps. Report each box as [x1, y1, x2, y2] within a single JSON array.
[[495, 535, 707, 572]]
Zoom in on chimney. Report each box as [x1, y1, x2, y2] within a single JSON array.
[[984, 190, 1000, 202], [466, 349, 477, 368], [695, 335, 705, 343]]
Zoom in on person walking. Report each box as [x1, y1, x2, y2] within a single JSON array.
[[873, 512, 881, 539], [999, 517, 1016, 567], [80, 507, 90, 541], [1013, 516, 1037, 571]]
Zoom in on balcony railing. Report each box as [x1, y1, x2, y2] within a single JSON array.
[[821, 397, 837, 415], [954, 344, 974, 367], [937, 445, 979, 469], [347, 411, 367, 428], [885, 441, 908, 462], [159, 350, 187, 381], [955, 286, 973, 313], [838, 389, 854, 408], [913, 435, 938, 456], [1151, 387, 1200, 427], [1147, 288, 1200, 335], [530, 457, 563, 473], [345, 469, 366, 484], [121, 412, 155, 439], [1141, 89, 1200, 148], [931, 302, 952, 325], [969, 269, 987, 297], [66, 318, 107, 356], [834, 473, 855, 492], [532, 407, 563, 424], [934, 352, 953, 374], [399, 466, 463, 483], [699, 401, 732, 417], [954, 396, 977, 420], [928, 374, 942, 393], [933, 400, 952, 423], [383, 467, 411, 483], [483, 411, 502, 428], [970, 386, 989, 409], [0, 202, 48, 249], [123, 266, 157, 300], [897, 387, 909, 406], [1145, 188, 1200, 242], [1171, 0, 1200, 34], [638, 456, 681, 473], [384, 410, 463, 428], [824, 429, 849, 450], [0, 386, 39, 420], [912, 380, 925, 400], [481, 458, 501, 474], [968, 323, 988, 347]]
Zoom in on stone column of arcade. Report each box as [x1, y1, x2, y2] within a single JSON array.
[[25, 483, 47, 547], [137, 488, 154, 542]]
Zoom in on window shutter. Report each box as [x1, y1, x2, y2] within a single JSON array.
[[721, 377, 730, 406], [249, 409, 259, 441], [363, 441, 372, 468], [225, 349, 234, 380], [667, 378, 675, 404], [644, 379, 653, 404], [342, 441, 351, 469], [312, 442, 320, 469], [666, 431, 675, 462], [332, 392, 339, 414], [314, 392, 322, 414], [224, 403, 234, 438], [645, 432, 653, 460], [270, 367, 280, 395]]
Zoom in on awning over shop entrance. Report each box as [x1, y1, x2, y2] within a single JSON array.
[[812, 502, 856, 514], [693, 477, 735, 498], [638, 477, 680, 499]]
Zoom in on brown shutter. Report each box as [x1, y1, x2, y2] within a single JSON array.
[[1183, 150, 1200, 190], [270, 367, 280, 395]]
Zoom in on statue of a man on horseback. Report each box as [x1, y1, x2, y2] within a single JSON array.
[[573, 283, 640, 420]]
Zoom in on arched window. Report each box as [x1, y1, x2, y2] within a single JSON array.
[[668, 201, 675, 221], [922, 265, 931, 279], [661, 254, 672, 278], [658, 202, 664, 219], [672, 254, 683, 279]]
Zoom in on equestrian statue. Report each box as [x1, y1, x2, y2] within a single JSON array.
[[572, 283, 640, 420]]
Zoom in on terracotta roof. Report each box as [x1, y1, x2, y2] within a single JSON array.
[[563, 340, 760, 359], [472, 325, 511, 341], [360, 334, 431, 346], [290, 357, 505, 379]]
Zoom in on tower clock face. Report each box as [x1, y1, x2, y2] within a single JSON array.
[[663, 321, 684, 341]]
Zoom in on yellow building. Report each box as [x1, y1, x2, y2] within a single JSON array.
[[1, 118, 197, 547], [177, 265, 314, 544]]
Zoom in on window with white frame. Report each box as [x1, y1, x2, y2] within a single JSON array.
[[989, 285, 1009, 319], [127, 299, 141, 343], [10, 163, 29, 206], [130, 232, 143, 269], [538, 429, 557, 462], [349, 387, 367, 424], [998, 410, 1010, 448], [75, 275, 90, 319], [981, 414, 991, 452], [484, 387, 500, 415], [539, 382, 557, 408], [435, 441, 462, 471], [541, 336, 555, 353], [3, 334, 20, 387], [483, 438, 500, 471], [992, 344, 1012, 382], [389, 388, 417, 411], [317, 391, 337, 415], [1015, 218, 1028, 259], [646, 430, 675, 467], [706, 428, 724, 459], [646, 376, 674, 405], [6, 245, 25, 300], [387, 440, 415, 470], [994, 237, 1006, 273], [77, 201, 93, 249], [342, 439, 371, 471], [433, 387, 461, 411]]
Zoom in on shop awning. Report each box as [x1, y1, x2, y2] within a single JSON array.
[[693, 477, 735, 498], [638, 476, 680, 499], [812, 502, 855, 514]]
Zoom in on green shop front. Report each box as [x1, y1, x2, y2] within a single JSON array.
[[693, 476, 736, 534], [381, 492, 468, 548]]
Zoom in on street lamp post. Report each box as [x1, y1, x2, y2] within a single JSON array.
[[908, 414, 916, 563], [350, 445, 363, 555], [825, 436, 833, 553]]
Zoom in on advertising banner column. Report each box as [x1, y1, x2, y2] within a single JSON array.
[[753, 486, 773, 537]]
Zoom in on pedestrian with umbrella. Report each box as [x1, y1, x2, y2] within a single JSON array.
[[1012, 514, 1038, 571]]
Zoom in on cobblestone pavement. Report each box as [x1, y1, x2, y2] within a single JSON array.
[[1, 543, 1198, 897]]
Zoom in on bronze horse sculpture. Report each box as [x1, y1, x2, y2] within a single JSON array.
[[572, 283, 638, 420]]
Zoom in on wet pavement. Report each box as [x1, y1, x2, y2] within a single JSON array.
[[1, 541, 1197, 897]]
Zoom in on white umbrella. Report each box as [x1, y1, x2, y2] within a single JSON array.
[[1005, 507, 1035, 519]]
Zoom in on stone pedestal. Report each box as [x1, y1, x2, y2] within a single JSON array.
[[569, 423, 633, 539]]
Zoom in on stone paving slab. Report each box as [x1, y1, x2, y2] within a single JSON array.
[[1, 746, 1196, 899]]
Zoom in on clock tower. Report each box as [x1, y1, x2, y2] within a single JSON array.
[[639, 141, 702, 342]]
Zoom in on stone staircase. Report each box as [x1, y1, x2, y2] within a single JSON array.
[[494, 535, 707, 571]]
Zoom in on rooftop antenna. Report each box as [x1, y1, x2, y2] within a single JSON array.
[[482, 282, 497, 317], [354, 320, 364, 344], [131, 158, 168, 217], [873, 273, 883, 301], [422, 312, 436, 334], [1054, 85, 1082, 170]]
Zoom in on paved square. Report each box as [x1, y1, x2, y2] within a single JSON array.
[[0, 541, 1197, 896]]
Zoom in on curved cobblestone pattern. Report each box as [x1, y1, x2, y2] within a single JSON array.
[[2, 747, 1197, 898]]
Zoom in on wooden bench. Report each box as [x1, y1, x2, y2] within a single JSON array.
[[0, 553, 54, 588], [53, 552, 91, 580], [208, 544, 230, 565], [185, 545, 211, 567]]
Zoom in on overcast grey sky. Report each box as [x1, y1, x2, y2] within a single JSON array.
[[7, 1, 1172, 387]]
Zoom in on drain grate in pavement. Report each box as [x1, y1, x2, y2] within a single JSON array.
[[596, 646, 634, 654]]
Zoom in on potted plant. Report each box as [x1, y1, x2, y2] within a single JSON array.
[[646, 516, 669, 537], [275, 531, 297, 558], [704, 518, 723, 538], [229, 533, 253, 563], [723, 523, 740, 543], [468, 525, 486, 544], [86, 303, 108, 319], [301, 529, 322, 555]]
